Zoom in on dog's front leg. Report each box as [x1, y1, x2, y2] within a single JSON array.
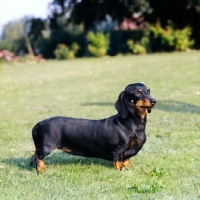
[[113, 149, 125, 170], [123, 159, 131, 168], [113, 161, 123, 170]]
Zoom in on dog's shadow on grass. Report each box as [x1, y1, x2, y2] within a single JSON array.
[[81, 100, 200, 114], [155, 100, 200, 114], [81, 102, 113, 106], [2, 152, 113, 172]]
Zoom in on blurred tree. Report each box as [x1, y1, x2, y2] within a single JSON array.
[[1, 20, 24, 40], [1, 16, 32, 40], [24, 18, 46, 56], [147, 0, 200, 48], [48, 0, 152, 55], [186, 0, 200, 12], [0, 17, 32, 54], [48, 0, 152, 33]]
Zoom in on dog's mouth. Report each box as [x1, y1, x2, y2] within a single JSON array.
[[135, 105, 155, 114], [135, 100, 156, 109], [135, 105, 155, 109], [132, 99, 156, 113], [137, 106, 153, 108]]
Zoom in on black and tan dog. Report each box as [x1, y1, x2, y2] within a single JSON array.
[[31, 83, 156, 174]]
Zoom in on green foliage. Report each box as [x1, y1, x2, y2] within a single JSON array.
[[127, 31, 150, 54], [87, 32, 109, 57], [0, 40, 13, 52], [174, 27, 194, 51], [127, 22, 194, 54], [150, 167, 169, 177], [127, 40, 146, 54], [1, 20, 24, 40], [149, 21, 194, 51], [127, 182, 164, 193], [54, 42, 80, 59], [38, 30, 84, 58], [0, 38, 27, 55]]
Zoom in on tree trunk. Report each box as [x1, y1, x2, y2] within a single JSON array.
[[25, 36, 35, 59]]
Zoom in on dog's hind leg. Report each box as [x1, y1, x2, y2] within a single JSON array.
[[31, 153, 45, 174], [31, 149, 52, 174], [31, 124, 57, 174]]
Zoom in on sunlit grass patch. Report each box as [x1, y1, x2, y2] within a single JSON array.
[[0, 52, 200, 199]]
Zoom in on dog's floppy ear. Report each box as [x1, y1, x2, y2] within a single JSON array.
[[114, 91, 128, 118]]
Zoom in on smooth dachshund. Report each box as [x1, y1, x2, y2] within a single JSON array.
[[31, 83, 156, 174]]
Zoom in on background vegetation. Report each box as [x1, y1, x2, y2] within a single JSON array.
[[1, 0, 200, 59], [0, 52, 199, 199]]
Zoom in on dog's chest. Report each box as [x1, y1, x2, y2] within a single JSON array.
[[128, 123, 146, 148], [128, 134, 146, 148]]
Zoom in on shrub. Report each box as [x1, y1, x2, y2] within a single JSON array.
[[149, 21, 194, 51], [0, 40, 13, 52], [54, 42, 80, 60], [38, 30, 84, 58], [127, 22, 194, 54], [0, 50, 14, 62], [0, 38, 27, 55], [174, 27, 194, 51], [87, 32, 109, 57], [127, 31, 150, 54]]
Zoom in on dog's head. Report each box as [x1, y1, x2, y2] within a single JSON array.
[[115, 83, 156, 118]]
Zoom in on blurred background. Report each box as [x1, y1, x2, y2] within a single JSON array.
[[0, 0, 200, 61]]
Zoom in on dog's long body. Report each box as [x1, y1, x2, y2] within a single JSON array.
[[31, 83, 156, 174]]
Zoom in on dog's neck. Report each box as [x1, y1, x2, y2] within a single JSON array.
[[119, 112, 146, 124]]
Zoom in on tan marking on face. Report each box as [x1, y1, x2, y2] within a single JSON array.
[[136, 99, 152, 107], [135, 99, 152, 118], [38, 159, 46, 174], [58, 147, 71, 153], [130, 139, 137, 147], [113, 161, 123, 170], [135, 107, 148, 118], [123, 159, 131, 168]]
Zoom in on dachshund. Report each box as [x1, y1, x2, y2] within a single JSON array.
[[31, 83, 156, 174]]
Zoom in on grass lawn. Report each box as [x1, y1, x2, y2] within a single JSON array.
[[0, 52, 200, 199]]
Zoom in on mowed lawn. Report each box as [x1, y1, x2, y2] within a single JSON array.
[[0, 52, 199, 199]]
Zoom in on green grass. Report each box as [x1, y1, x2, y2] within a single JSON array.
[[0, 52, 200, 199]]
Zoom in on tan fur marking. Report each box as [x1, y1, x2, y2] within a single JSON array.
[[58, 147, 71, 153], [135, 99, 151, 118], [131, 139, 137, 147], [136, 99, 151, 107], [123, 159, 131, 167], [38, 159, 46, 174], [135, 106, 148, 118], [113, 161, 123, 170]]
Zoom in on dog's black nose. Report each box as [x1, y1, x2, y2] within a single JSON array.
[[151, 99, 156, 105]]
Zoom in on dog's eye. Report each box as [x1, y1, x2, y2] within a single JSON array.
[[146, 88, 150, 93], [137, 89, 142, 94]]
